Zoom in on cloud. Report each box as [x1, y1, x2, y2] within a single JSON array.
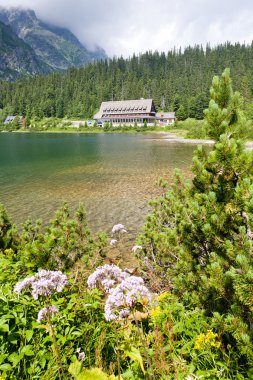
[[1, 0, 253, 57]]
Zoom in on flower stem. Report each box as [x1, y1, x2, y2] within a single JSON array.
[[132, 311, 156, 380], [48, 319, 65, 379], [115, 325, 121, 380]]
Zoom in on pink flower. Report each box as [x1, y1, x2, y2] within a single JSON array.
[[132, 245, 142, 253], [14, 270, 68, 300], [37, 305, 59, 322], [87, 264, 129, 293], [110, 239, 118, 246], [112, 224, 127, 233], [104, 276, 151, 321], [76, 348, 85, 361]]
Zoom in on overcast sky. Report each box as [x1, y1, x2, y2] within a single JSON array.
[[1, 0, 253, 57]]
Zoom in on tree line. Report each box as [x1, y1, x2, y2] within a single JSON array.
[[1, 42, 253, 121]]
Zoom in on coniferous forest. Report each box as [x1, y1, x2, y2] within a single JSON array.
[[1, 42, 253, 121]]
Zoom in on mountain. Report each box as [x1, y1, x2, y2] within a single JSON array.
[[0, 19, 50, 80], [0, 7, 107, 78]]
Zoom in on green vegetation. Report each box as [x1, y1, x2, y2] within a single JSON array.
[[0, 69, 253, 379], [1, 43, 253, 122], [0, 117, 161, 133]]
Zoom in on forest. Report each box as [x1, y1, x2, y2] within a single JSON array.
[[1, 42, 253, 122]]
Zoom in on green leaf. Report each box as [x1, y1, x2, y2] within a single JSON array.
[[0, 363, 12, 371], [68, 360, 82, 377], [0, 322, 9, 333], [76, 367, 118, 380], [8, 352, 23, 367], [39, 356, 47, 369], [25, 329, 34, 342], [21, 345, 34, 356], [124, 347, 145, 374]]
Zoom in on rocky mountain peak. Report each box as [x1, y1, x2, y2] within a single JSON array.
[[0, 6, 107, 80]]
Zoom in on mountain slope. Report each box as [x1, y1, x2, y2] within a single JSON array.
[[0, 20, 50, 80], [0, 7, 106, 72]]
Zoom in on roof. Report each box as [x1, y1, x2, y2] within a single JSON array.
[[4, 115, 24, 124], [94, 99, 156, 119], [156, 112, 176, 119], [4, 116, 16, 124]]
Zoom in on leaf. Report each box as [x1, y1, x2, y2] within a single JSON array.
[[0, 363, 12, 371], [0, 322, 9, 333], [8, 352, 23, 367], [39, 356, 47, 369], [25, 329, 34, 342], [68, 360, 82, 378], [21, 345, 34, 356], [124, 347, 145, 374], [76, 367, 118, 380]]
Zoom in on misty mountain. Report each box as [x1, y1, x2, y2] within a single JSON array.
[[0, 19, 50, 80], [0, 7, 107, 79]]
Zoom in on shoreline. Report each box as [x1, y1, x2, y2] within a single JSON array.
[[2, 129, 253, 147]]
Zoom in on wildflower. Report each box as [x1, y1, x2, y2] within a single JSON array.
[[104, 275, 152, 321], [157, 291, 170, 302], [112, 224, 127, 233], [131, 245, 142, 253], [110, 239, 118, 246], [14, 270, 68, 300], [76, 348, 85, 361], [150, 306, 161, 319], [87, 264, 129, 293], [37, 305, 59, 323], [194, 330, 221, 350]]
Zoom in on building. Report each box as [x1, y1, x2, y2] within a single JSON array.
[[94, 99, 176, 126], [156, 112, 176, 126], [94, 99, 157, 126], [4, 116, 16, 124], [4, 115, 26, 128]]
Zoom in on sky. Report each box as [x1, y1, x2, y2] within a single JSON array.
[[1, 0, 253, 57]]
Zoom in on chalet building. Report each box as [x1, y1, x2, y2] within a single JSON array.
[[94, 99, 157, 126], [94, 99, 176, 126], [156, 112, 176, 126]]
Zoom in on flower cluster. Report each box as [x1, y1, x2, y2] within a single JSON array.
[[87, 264, 129, 293], [14, 270, 68, 300], [150, 306, 162, 319], [157, 291, 171, 302], [110, 239, 118, 246], [37, 305, 59, 323], [104, 276, 152, 321], [88, 264, 152, 321], [194, 330, 221, 350], [111, 224, 127, 234]]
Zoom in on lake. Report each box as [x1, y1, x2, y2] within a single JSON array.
[[0, 132, 196, 238]]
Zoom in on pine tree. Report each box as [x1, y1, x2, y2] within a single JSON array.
[[0, 203, 18, 252], [138, 68, 253, 366], [176, 104, 187, 120]]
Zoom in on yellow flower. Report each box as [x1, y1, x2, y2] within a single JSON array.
[[157, 291, 170, 302], [150, 306, 162, 319], [194, 330, 221, 350]]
